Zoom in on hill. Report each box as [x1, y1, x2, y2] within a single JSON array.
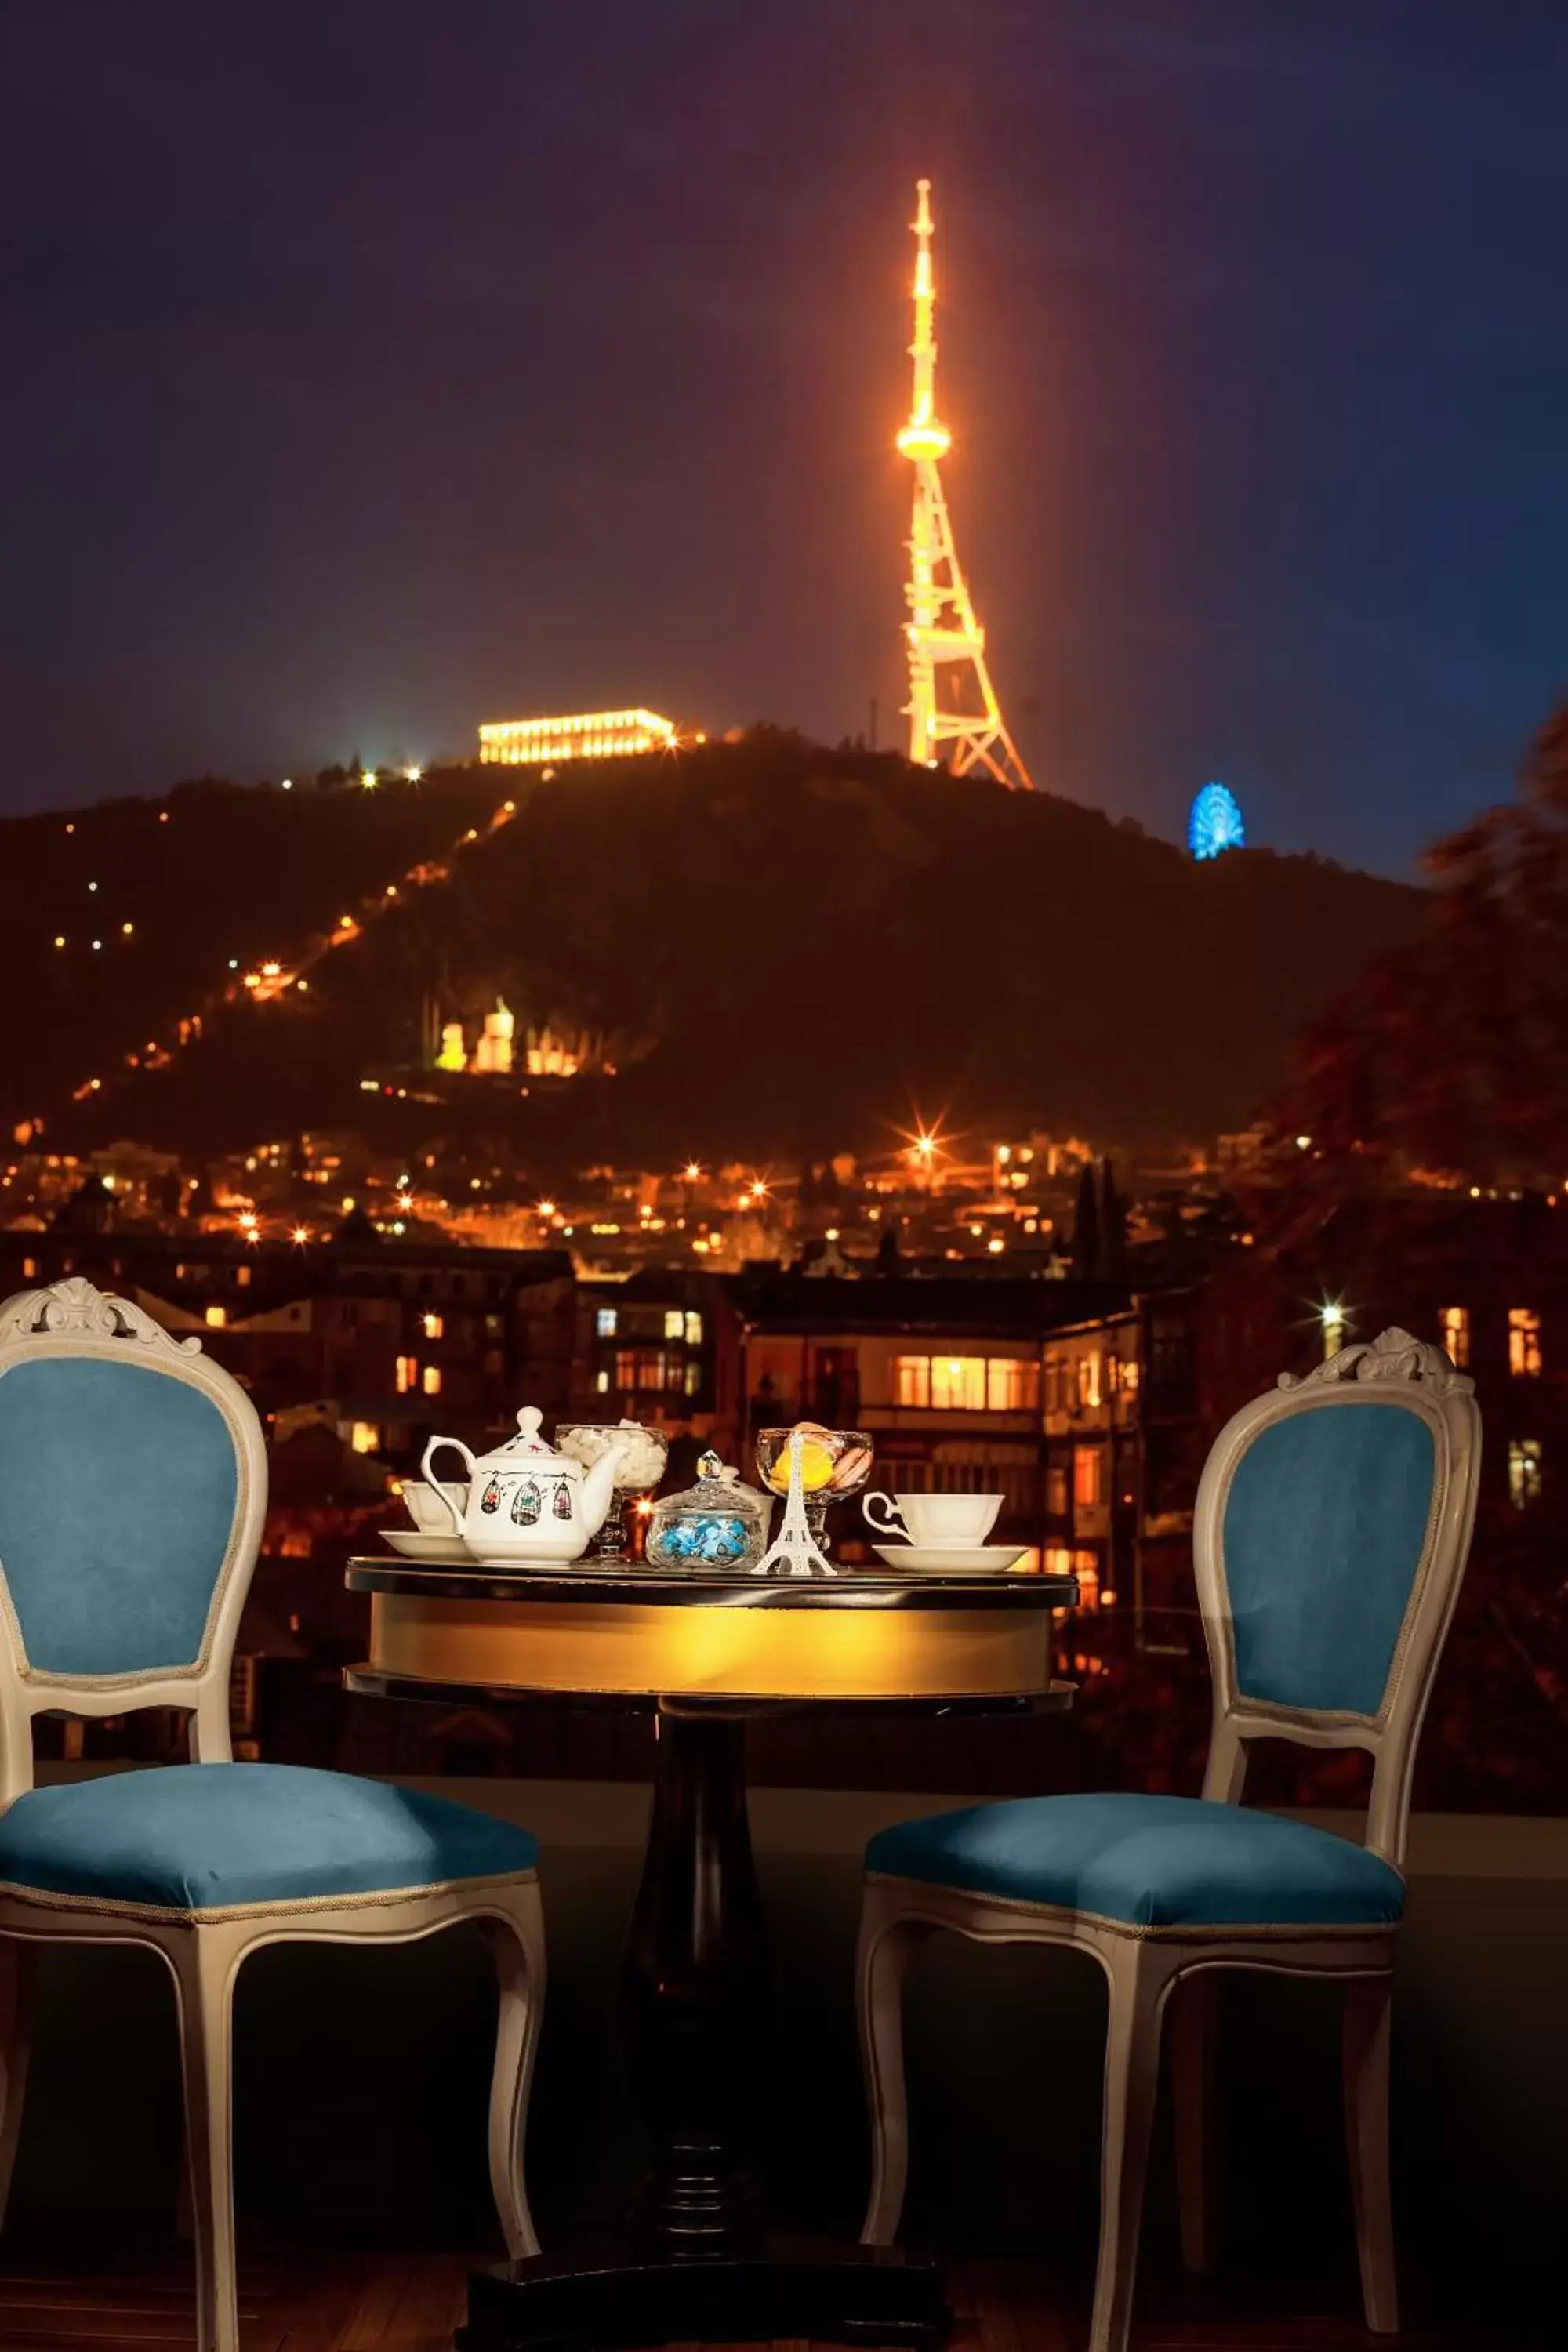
[[0, 739, 1426, 1167]]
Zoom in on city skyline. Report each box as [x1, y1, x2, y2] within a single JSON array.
[[2, 4, 1566, 875]]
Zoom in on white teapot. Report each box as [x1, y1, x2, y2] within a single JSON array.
[[421, 1407, 630, 1563]]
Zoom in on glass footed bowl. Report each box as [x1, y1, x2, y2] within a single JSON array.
[[556, 1421, 670, 1560], [755, 1425, 873, 1560]]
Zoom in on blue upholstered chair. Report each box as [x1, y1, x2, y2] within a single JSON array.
[[0, 1278, 546, 2352], [857, 1327, 1480, 2352]]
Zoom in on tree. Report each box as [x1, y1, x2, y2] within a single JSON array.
[[1285, 702, 1568, 1185], [1070, 1161, 1100, 1279], [1099, 1158, 1127, 1280]]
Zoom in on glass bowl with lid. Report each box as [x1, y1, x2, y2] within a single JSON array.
[[645, 1451, 771, 1572]]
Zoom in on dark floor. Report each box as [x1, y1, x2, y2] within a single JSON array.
[[0, 2236, 1512, 2352]]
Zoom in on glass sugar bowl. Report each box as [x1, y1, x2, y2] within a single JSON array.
[[645, 1452, 771, 1573]]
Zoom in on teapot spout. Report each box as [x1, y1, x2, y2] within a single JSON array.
[[580, 1442, 632, 1539]]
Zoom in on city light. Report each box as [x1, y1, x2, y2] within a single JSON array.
[[404, 764, 422, 782], [291, 1225, 309, 1245], [684, 1161, 702, 1180], [536, 1199, 557, 1218], [238, 1211, 259, 1237]]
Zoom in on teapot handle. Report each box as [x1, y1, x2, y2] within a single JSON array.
[[419, 1436, 477, 1532]]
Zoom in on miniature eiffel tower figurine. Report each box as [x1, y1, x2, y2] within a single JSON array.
[[753, 1428, 836, 1578]]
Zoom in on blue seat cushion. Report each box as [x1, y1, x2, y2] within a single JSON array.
[[0, 1765, 537, 1917], [866, 1792, 1403, 1931]]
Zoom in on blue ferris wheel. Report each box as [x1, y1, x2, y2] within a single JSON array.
[[1188, 781, 1246, 860]]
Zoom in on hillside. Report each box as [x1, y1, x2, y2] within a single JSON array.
[[0, 739, 1426, 1166]]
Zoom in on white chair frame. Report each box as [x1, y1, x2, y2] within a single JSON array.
[[858, 1327, 1480, 2352], [0, 1278, 546, 2352]]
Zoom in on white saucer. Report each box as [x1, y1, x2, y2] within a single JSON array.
[[383, 1529, 472, 1564], [872, 1542, 1031, 1574]]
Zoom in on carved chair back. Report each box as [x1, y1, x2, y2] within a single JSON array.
[[1191, 1327, 1480, 1867], [0, 1277, 267, 1807]]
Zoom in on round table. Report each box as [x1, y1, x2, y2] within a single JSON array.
[[346, 1558, 1076, 2350]]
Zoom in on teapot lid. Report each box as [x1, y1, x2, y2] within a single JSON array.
[[470, 1406, 581, 1477]]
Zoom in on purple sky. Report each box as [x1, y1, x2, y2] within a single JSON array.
[[2, 2, 1565, 873]]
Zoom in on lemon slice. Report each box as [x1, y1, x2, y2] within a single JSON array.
[[768, 1434, 836, 1494]]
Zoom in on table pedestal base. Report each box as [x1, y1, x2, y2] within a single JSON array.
[[457, 2238, 948, 2350]]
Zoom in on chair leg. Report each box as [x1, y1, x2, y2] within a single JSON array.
[[481, 1889, 547, 2261], [172, 1928, 244, 2352], [1088, 1939, 1174, 2352], [1343, 1973, 1399, 2335], [1171, 1968, 1218, 2274], [0, 1940, 39, 2233], [857, 1892, 936, 2247]]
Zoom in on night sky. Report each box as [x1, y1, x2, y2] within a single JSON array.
[[2, 2, 1564, 873]]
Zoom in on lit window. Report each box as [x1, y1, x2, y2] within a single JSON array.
[[236, 1265, 251, 1287], [595, 1368, 610, 1393], [597, 1306, 618, 1338], [423, 1312, 444, 1340], [892, 1355, 931, 1407], [205, 1305, 227, 1329], [1076, 1352, 1102, 1409], [395, 1355, 417, 1394], [1508, 1308, 1542, 1377], [1508, 1437, 1542, 1509], [684, 1310, 703, 1347], [22, 1257, 37, 1279], [684, 1361, 702, 1397], [663, 1308, 684, 1341], [931, 1356, 986, 1410], [423, 1365, 442, 1396], [1438, 1307, 1470, 1368], [350, 1421, 380, 1454], [614, 1349, 637, 1391], [1047, 1465, 1069, 1516], [985, 1359, 1039, 1412], [1120, 1357, 1141, 1395], [1072, 1446, 1102, 1508]]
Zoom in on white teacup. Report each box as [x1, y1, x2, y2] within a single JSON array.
[[862, 1491, 1003, 1549], [401, 1478, 469, 1534]]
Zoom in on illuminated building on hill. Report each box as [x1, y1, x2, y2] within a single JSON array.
[[898, 179, 1032, 791], [477, 709, 677, 765], [1188, 781, 1246, 860], [430, 1000, 606, 1080]]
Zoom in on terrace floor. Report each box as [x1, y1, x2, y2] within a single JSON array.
[[0, 2235, 1494, 2352]]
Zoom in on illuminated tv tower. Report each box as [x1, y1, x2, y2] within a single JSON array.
[[897, 178, 1032, 789]]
